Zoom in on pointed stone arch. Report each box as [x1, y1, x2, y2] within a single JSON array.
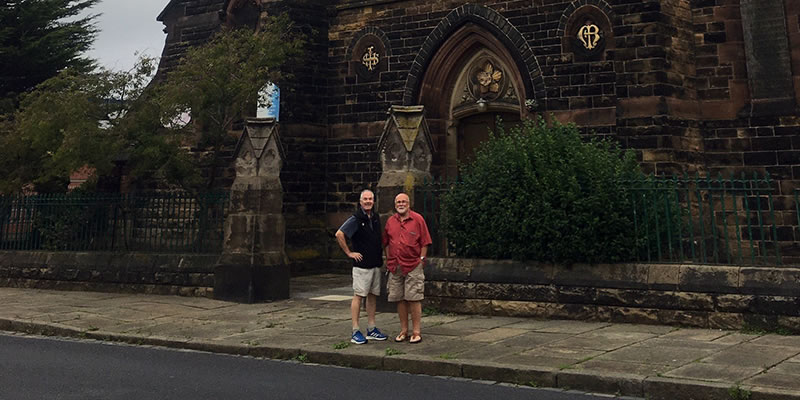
[[402, 4, 545, 107], [224, 0, 260, 29]]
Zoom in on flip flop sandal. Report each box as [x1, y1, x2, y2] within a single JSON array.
[[409, 334, 422, 344], [395, 333, 407, 342]]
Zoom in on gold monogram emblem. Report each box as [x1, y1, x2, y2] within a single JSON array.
[[577, 21, 602, 50], [361, 46, 380, 71]]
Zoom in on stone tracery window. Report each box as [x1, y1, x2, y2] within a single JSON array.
[[453, 54, 520, 115]]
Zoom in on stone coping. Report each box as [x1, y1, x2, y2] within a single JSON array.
[[0, 251, 219, 272], [426, 258, 800, 297]]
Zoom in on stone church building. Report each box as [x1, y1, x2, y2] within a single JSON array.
[[155, 0, 800, 271]]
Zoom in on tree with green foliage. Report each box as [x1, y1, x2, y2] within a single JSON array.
[[0, 15, 304, 193], [441, 118, 643, 264], [154, 16, 304, 190], [0, 0, 99, 112], [0, 57, 157, 193]]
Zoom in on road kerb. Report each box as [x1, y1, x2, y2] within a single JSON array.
[[3, 318, 800, 400], [556, 369, 644, 398]]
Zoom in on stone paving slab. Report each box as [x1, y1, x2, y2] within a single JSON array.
[[752, 335, 800, 347], [529, 320, 610, 334], [495, 331, 571, 347], [702, 343, 799, 368], [1, 279, 800, 400], [573, 359, 673, 376], [549, 332, 654, 351], [592, 324, 676, 335], [455, 343, 528, 361], [663, 362, 764, 382], [594, 343, 706, 367], [659, 328, 731, 341], [462, 327, 528, 342], [711, 332, 756, 345], [744, 373, 800, 391], [771, 362, 800, 375]]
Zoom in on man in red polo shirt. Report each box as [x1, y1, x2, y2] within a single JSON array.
[[383, 192, 432, 344]]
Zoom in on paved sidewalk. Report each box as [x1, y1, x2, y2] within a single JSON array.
[[1, 274, 800, 400]]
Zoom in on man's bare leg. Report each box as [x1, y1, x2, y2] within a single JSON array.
[[351, 295, 363, 331], [410, 300, 422, 336], [397, 300, 409, 336], [366, 293, 377, 327]]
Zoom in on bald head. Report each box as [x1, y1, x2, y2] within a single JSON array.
[[394, 193, 410, 216]]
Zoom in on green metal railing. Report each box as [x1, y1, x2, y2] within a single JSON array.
[[419, 173, 785, 266], [0, 191, 229, 253], [624, 173, 779, 266]]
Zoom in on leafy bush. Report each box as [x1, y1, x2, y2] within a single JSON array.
[[31, 189, 113, 251], [441, 117, 644, 264]]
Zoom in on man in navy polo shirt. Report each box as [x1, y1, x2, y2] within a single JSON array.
[[335, 189, 388, 344]]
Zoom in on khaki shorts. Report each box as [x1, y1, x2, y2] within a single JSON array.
[[387, 265, 424, 302], [352, 267, 381, 297]]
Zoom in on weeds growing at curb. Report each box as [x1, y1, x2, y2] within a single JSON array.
[[385, 347, 404, 356], [295, 353, 309, 363], [438, 352, 457, 360], [524, 380, 539, 388], [333, 341, 350, 350], [86, 326, 98, 332], [728, 385, 751, 400]]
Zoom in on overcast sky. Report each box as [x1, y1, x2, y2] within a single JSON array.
[[85, 0, 169, 71]]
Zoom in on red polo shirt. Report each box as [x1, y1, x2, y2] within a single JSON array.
[[383, 210, 432, 275]]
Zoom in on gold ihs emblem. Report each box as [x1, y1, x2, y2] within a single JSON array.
[[362, 46, 380, 71], [577, 21, 601, 50]]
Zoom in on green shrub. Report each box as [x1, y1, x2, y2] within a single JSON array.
[[441, 117, 643, 264]]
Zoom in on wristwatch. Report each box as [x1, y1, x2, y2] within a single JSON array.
[[420, 256, 425, 261]]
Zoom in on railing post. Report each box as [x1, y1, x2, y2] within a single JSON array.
[[376, 105, 434, 215], [375, 105, 434, 311], [765, 172, 781, 265], [718, 173, 731, 264], [215, 118, 289, 303]]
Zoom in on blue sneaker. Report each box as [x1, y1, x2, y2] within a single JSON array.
[[366, 327, 387, 341], [351, 330, 367, 344]]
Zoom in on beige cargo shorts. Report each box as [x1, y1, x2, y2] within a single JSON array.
[[387, 265, 424, 302], [352, 266, 381, 297]]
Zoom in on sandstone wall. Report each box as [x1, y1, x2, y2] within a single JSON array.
[[0, 251, 217, 297], [425, 257, 800, 332]]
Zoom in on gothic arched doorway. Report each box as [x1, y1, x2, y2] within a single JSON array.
[[456, 112, 521, 164], [415, 23, 532, 177]]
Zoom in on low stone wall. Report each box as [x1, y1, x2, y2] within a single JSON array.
[[424, 258, 800, 332], [0, 251, 217, 297]]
